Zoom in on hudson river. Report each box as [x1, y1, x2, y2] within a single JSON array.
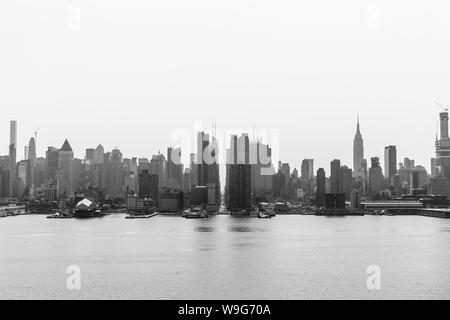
[[0, 214, 449, 300]]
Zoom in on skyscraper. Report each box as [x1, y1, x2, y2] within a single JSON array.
[[85, 148, 95, 164], [280, 163, 290, 192], [182, 168, 191, 192], [57, 139, 75, 197], [17, 160, 29, 198], [0, 156, 9, 199], [316, 168, 326, 207], [369, 157, 383, 199], [196, 131, 220, 207], [9, 120, 17, 198], [28, 137, 36, 187], [301, 159, 314, 183], [124, 157, 138, 194], [93, 145, 104, 165], [340, 165, 353, 200], [196, 131, 211, 186], [46, 146, 59, 183], [138, 169, 159, 203], [353, 115, 364, 178], [300, 159, 314, 195], [384, 145, 397, 179], [435, 111, 450, 180], [403, 158, 415, 171], [226, 164, 252, 211], [440, 110, 449, 139], [167, 147, 183, 189], [429, 111, 450, 197], [226, 134, 251, 209], [189, 153, 197, 189], [109, 148, 124, 195], [410, 166, 428, 191], [150, 153, 167, 189], [90, 144, 106, 190], [249, 139, 274, 202], [361, 159, 368, 194], [272, 170, 286, 199], [330, 159, 341, 193]]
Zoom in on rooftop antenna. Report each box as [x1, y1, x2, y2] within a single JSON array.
[[212, 121, 217, 140], [34, 126, 40, 154]]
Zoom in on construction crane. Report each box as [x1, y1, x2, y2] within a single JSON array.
[[435, 101, 448, 112]]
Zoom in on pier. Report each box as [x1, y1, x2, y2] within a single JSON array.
[[419, 209, 450, 219], [0, 205, 26, 217]]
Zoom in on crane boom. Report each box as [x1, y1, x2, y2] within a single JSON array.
[[435, 101, 448, 112]]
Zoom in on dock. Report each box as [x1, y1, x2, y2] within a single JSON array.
[[419, 209, 450, 219], [0, 205, 27, 217]]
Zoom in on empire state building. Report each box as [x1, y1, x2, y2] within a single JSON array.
[[353, 115, 364, 178]]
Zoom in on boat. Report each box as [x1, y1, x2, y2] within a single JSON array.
[[258, 203, 276, 217], [47, 211, 73, 219], [218, 205, 230, 215], [125, 213, 157, 219], [257, 212, 272, 219], [267, 209, 276, 217], [182, 207, 208, 219], [184, 213, 207, 219], [73, 198, 106, 218]]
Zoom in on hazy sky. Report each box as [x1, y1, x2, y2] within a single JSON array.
[[1, 0, 450, 174]]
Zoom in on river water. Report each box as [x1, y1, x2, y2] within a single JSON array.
[[0, 214, 449, 300]]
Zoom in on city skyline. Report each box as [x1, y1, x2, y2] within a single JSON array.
[[1, 113, 441, 203], [1, 1, 450, 303], [0, 112, 438, 175]]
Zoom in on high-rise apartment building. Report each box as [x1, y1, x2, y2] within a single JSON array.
[[340, 165, 353, 200], [429, 111, 450, 197], [301, 159, 314, 183], [9, 120, 17, 198], [384, 145, 397, 179], [316, 168, 326, 207], [250, 139, 274, 203], [138, 169, 159, 203], [330, 159, 341, 193], [369, 157, 383, 198], [196, 132, 220, 206], [28, 138, 36, 188], [167, 147, 183, 190]]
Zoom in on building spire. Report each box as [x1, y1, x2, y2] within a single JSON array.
[[356, 113, 361, 135], [60, 139, 73, 152]]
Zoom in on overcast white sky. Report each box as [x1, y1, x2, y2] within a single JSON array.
[[1, 0, 450, 174]]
